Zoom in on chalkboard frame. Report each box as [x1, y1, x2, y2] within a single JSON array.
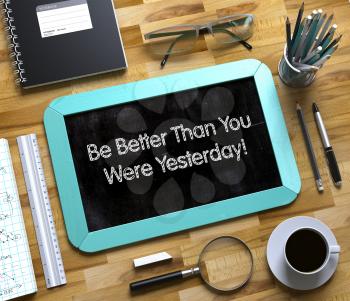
[[44, 59, 301, 252]]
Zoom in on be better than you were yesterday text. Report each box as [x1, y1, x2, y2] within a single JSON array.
[[86, 115, 252, 184]]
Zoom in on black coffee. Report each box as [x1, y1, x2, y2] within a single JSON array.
[[285, 229, 327, 273]]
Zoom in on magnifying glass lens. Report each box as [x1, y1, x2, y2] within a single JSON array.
[[198, 236, 253, 291]]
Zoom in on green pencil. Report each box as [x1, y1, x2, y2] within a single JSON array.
[[320, 24, 337, 49], [291, 2, 304, 46], [302, 11, 321, 58], [308, 53, 321, 65], [294, 15, 313, 61], [302, 46, 322, 63], [291, 18, 306, 57], [314, 10, 327, 41], [321, 44, 338, 58], [322, 34, 342, 55], [313, 54, 332, 67], [286, 17, 292, 62], [315, 14, 334, 47]]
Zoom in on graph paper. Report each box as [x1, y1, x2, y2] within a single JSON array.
[[0, 139, 37, 300]]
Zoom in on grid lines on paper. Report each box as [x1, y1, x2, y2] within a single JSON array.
[[0, 139, 37, 301]]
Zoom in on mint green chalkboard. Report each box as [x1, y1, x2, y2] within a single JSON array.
[[44, 59, 301, 252]]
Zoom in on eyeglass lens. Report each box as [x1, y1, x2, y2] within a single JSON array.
[[145, 26, 198, 55], [211, 15, 254, 45]]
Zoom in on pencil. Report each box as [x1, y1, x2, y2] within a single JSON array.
[[315, 14, 334, 47], [291, 18, 306, 57], [293, 62, 319, 71], [322, 34, 342, 55], [315, 45, 338, 67], [302, 46, 322, 63], [304, 10, 324, 56], [307, 11, 326, 52], [307, 53, 321, 65], [286, 17, 292, 62], [294, 15, 313, 61], [302, 11, 321, 58], [291, 2, 304, 46], [314, 54, 332, 67], [314, 10, 326, 40], [296, 102, 324, 192], [320, 25, 337, 50]]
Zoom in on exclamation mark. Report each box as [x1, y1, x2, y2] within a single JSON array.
[[241, 139, 248, 155]]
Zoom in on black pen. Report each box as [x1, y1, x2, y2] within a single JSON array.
[[312, 103, 342, 186]]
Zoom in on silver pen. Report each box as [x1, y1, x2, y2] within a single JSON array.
[[312, 102, 342, 186]]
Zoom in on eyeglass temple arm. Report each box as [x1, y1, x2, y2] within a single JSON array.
[[161, 32, 194, 68], [146, 18, 248, 39], [212, 28, 252, 50], [145, 30, 194, 39], [160, 29, 251, 68]]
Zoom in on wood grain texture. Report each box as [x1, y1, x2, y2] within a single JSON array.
[[0, 0, 349, 300]]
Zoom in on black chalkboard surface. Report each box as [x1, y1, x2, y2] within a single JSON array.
[[65, 77, 281, 232]]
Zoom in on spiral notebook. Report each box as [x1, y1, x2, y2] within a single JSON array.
[[1, 0, 127, 88], [0, 139, 37, 300]]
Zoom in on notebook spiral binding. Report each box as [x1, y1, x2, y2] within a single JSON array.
[[1, 0, 27, 84]]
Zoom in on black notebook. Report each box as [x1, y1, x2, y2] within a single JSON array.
[[2, 0, 127, 88]]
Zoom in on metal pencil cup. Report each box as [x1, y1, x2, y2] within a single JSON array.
[[278, 45, 318, 88]]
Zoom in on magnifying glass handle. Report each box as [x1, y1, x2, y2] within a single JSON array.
[[130, 268, 199, 291]]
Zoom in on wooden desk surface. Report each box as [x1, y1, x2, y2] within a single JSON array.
[[1, 0, 349, 300]]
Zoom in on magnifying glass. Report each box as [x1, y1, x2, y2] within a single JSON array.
[[130, 236, 254, 292]]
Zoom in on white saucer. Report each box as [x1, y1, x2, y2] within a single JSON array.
[[267, 216, 339, 290]]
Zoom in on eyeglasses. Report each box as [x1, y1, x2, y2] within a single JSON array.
[[144, 14, 254, 68]]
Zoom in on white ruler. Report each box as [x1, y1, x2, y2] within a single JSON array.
[[17, 134, 66, 289]]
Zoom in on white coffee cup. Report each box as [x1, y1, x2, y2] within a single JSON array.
[[284, 227, 340, 276]]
